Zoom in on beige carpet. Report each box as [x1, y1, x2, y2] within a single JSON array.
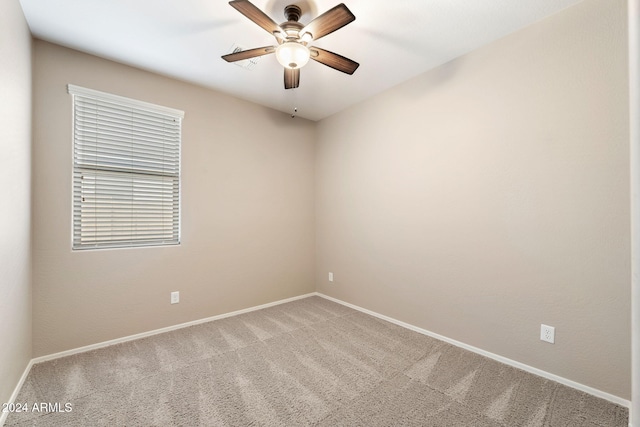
[[5, 296, 629, 426]]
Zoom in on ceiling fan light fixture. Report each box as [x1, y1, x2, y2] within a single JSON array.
[[275, 41, 310, 69]]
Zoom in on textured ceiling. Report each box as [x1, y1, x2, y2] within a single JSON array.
[[19, 0, 584, 121]]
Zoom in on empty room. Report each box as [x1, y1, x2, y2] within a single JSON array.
[[1, 0, 638, 425]]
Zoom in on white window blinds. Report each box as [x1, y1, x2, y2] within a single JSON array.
[[68, 85, 184, 250]]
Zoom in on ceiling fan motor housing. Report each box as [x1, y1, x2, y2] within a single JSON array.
[[281, 6, 304, 41], [277, 4, 308, 69]]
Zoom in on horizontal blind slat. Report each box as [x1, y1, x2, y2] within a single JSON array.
[[74, 123, 180, 145], [74, 97, 180, 121], [75, 139, 180, 154], [74, 99, 180, 122]]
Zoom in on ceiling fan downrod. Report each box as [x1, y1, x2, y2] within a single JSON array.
[[284, 4, 302, 22]]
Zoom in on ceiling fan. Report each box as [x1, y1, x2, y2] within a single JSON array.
[[222, 0, 359, 89]]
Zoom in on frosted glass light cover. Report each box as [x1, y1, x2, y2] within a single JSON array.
[[276, 42, 310, 69]]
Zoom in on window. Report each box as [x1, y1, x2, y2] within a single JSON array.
[[68, 85, 183, 250]]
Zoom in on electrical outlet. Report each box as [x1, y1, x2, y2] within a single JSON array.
[[171, 291, 179, 304], [328, 272, 334, 282], [540, 324, 555, 344]]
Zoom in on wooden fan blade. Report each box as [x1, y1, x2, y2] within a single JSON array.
[[300, 3, 355, 41], [222, 46, 275, 62], [284, 68, 300, 89], [310, 47, 359, 74], [229, 0, 284, 38]]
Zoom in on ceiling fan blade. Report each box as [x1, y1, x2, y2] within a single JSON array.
[[229, 0, 284, 38], [309, 47, 359, 74], [221, 46, 275, 62], [284, 68, 300, 89], [300, 3, 355, 42]]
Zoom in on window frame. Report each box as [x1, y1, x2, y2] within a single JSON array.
[[68, 84, 184, 250]]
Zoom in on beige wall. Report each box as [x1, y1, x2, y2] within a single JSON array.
[[31, 41, 316, 356], [0, 0, 32, 406], [316, 0, 630, 399], [18, 0, 631, 405]]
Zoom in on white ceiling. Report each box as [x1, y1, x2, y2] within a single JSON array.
[[19, 0, 584, 121]]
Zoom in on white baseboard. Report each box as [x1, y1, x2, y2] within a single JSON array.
[[0, 359, 34, 427], [32, 292, 315, 364], [315, 292, 631, 409]]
